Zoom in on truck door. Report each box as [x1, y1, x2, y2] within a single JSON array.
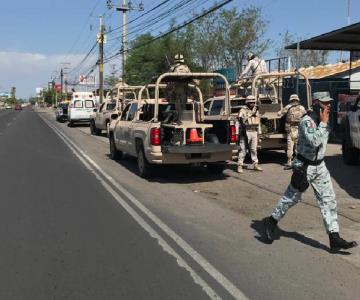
[[96, 103, 105, 128], [115, 104, 131, 148], [124, 103, 138, 155]]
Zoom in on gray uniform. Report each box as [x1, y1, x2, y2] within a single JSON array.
[[237, 106, 261, 165], [271, 114, 339, 233]]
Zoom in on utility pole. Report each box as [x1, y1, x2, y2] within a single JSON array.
[[60, 68, 64, 100], [107, 0, 144, 79], [98, 15, 105, 104]]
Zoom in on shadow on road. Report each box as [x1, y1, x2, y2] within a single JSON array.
[[107, 154, 228, 183], [325, 154, 360, 199], [250, 219, 351, 255]]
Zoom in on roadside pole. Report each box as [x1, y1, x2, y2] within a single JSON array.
[[60, 68, 64, 101], [98, 15, 105, 104]]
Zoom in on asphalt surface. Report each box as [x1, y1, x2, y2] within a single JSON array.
[[0, 108, 212, 299], [1, 108, 360, 300]]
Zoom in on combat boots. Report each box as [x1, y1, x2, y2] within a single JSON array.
[[284, 159, 292, 170], [263, 216, 279, 241], [253, 163, 263, 171], [329, 232, 358, 252]]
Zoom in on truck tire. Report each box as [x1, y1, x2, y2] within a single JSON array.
[[90, 120, 100, 135], [106, 120, 110, 137], [68, 121, 74, 127], [342, 120, 359, 165], [207, 163, 225, 174], [137, 147, 154, 178], [109, 135, 122, 160]]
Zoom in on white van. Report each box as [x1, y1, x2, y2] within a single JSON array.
[[67, 92, 96, 126]]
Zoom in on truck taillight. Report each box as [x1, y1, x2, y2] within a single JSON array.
[[150, 128, 161, 146], [230, 125, 236, 143]]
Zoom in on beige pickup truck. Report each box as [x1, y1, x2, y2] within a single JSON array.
[[90, 84, 143, 136], [109, 72, 238, 178]]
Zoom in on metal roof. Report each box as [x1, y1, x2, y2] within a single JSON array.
[[285, 22, 360, 51]]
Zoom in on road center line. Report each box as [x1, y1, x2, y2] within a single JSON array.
[[39, 114, 249, 300]]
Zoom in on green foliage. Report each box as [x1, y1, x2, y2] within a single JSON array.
[[124, 6, 269, 84], [277, 31, 329, 68]]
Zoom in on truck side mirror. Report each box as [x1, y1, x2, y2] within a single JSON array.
[[93, 108, 98, 112], [111, 113, 119, 120]]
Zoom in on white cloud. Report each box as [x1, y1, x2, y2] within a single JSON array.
[[0, 51, 98, 98]]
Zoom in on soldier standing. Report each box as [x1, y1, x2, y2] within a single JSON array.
[[263, 93, 357, 252], [278, 94, 307, 169], [237, 95, 263, 173], [170, 54, 191, 73], [238, 52, 268, 80]]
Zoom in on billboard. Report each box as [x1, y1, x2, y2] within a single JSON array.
[[79, 75, 96, 85]]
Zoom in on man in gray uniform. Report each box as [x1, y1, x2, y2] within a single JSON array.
[[237, 95, 263, 173], [278, 94, 307, 169], [263, 93, 357, 252]]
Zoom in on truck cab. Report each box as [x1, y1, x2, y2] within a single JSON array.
[[342, 95, 360, 164], [109, 72, 237, 178]]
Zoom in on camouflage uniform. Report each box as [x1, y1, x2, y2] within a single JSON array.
[[239, 56, 268, 79], [170, 63, 191, 73], [278, 101, 307, 165], [237, 105, 261, 168], [271, 113, 339, 233]]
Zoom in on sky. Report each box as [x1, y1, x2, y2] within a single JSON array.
[[0, 0, 359, 99]]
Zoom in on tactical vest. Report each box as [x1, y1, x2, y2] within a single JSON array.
[[286, 104, 303, 126], [241, 108, 260, 130]]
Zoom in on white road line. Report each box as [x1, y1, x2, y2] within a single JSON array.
[[41, 115, 249, 300], [41, 118, 222, 300]]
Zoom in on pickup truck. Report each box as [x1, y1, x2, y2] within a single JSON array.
[[91, 85, 143, 136], [109, 72, 238, 178], [342, 95, 360, 164]]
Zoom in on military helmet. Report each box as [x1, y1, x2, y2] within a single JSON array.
[[245, 95, 256, 103], [174, 53, 184, 63], [289, 94, 300, 102], [247, 52, 255, 61]]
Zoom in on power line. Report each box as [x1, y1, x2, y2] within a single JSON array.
[[104, 0, 234, 63]]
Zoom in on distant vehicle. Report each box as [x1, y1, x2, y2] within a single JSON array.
[[67, 92, 96, 127], [14, 104, 22, 110], [55, 103, 69, 122], [341, 95, 360, 165], [109, 72, 237, 178], [5, 105, 12, 109]]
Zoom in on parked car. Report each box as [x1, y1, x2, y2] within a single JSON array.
[[14, 104, 22, 110], [67, 92, 96, 127], [55, 103, 69, 122], [341, 95, 360, 165], [109, 72, 237, 178], [5, 105, 12, 109]]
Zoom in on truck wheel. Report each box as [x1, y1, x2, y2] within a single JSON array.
[[90, 120, 100, 135], [109, 135, 122, 160], [106, 121, 110, 137], [342, 138, 359, 165], [68, 121, 74, 127], [207, 163, 225, 174], [137, 147, 154, 178]]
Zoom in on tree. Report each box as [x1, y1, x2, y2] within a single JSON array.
[[277, 31, 329, 68]]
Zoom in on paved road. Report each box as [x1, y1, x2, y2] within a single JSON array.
[[0, 109, 215, 299], [1, 108, 360, 300]]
